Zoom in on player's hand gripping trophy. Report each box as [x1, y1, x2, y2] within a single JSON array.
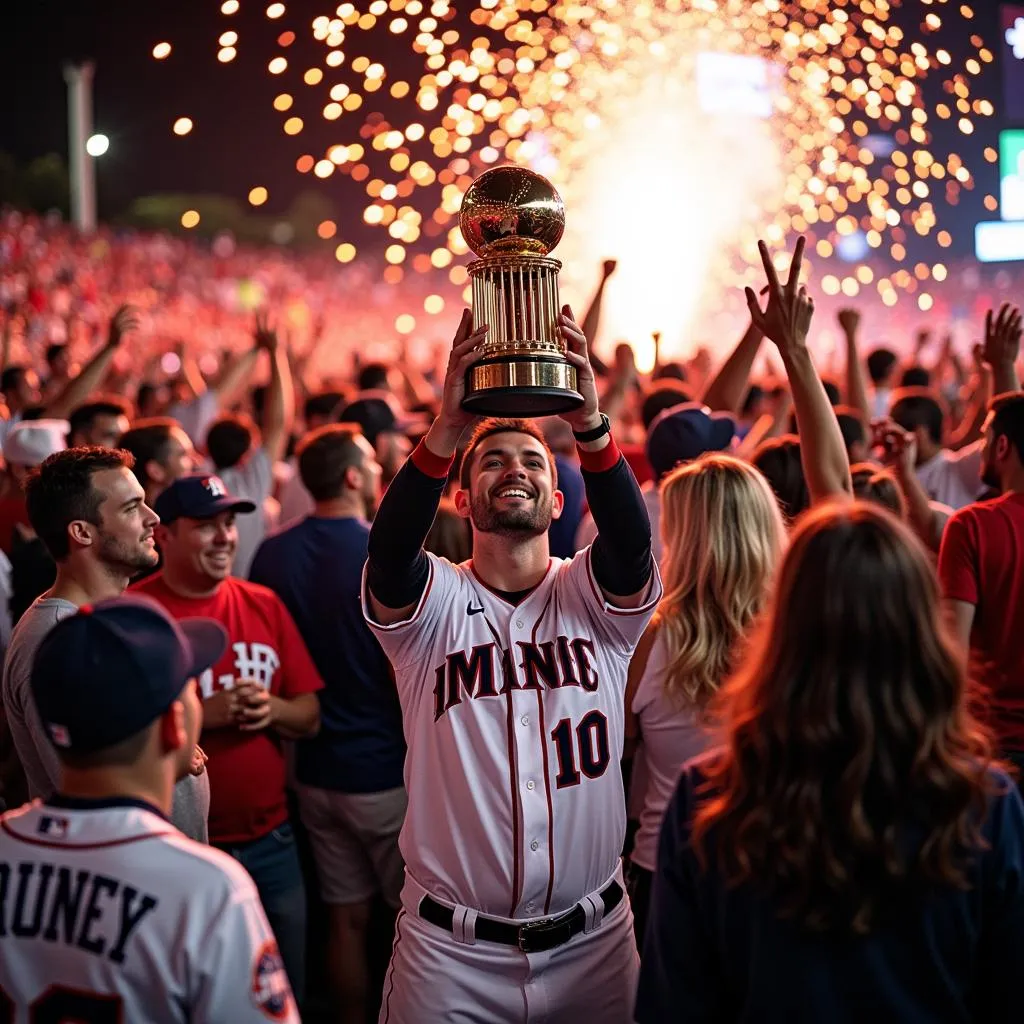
[[457, 166, 585, 417]]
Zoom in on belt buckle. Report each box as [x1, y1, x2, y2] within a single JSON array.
[[517, 914, 574, 953]]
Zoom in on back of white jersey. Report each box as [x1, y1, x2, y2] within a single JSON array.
[[0, 799, 298, 1024], [364, 548, 660, 919]]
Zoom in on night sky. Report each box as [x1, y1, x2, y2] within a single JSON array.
[[2, 0, 376, 221], [1, 1, 1015, 260]]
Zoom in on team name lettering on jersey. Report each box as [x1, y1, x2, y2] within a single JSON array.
[[197, 641, 281, 697], [433, 636, 599, 721], [0, 862, 158, 963]]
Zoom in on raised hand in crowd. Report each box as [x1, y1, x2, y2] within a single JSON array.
[[747, 236, 851, 504], [837, 306, 860, 339], [838, 306, 872, 424], [983, 301, 1023, 395], [106, 303, 140, 349], [254, 309, 280, 352], [744, 236, 813, 355], [874, 417, 949, 550]]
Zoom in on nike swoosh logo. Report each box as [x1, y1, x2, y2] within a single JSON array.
[[467, 603, 485, 615]]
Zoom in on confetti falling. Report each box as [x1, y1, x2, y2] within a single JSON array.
[[154, 0, 996, 362]]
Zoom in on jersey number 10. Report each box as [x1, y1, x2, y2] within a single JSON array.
[[551, 710, 611, 789], [0, 985, 121, 1022]]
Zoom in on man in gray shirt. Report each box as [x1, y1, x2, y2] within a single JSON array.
[[0, 446, 210, 840]]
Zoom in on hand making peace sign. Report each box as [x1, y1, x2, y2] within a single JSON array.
[[744, 236, 814, 358]]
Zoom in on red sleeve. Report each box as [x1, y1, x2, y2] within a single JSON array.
[[937, 508, 980, 606], [274, 598, 324, 698]]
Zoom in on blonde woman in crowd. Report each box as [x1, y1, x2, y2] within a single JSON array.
[[624, 452, 787, 946]]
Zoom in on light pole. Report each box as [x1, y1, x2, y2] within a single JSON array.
[[63, 61, 97, 233]]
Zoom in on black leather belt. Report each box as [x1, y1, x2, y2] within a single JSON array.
[[418, 881, 624, 954]]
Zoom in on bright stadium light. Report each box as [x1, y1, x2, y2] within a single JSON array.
[[85, 133, 109, 157]]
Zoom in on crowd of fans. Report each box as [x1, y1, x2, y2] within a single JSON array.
[[1, 203, 1024, 1023]]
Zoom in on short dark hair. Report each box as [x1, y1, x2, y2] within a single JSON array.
[[304, 390, 346, 424], [206, 415, 256, 471], [820, 377, 841, 407], [866, 347, 898, 385], [989, 391, 1024, 462], [890, 388, 944, 445], [651, 361, 688, 383], [58, 729, 152, 770], [835, 406, 867, 457], [68, 397, 132, 443], [851, 463, 907, 518], [250, 385, 268, 425], [741, 384, 765, 419], [357, 363, 389, 392], [25, 447, 135, 562], [752, 435, 809, 521], [0, 365, 26, 394], [641, 381, 694, 430], [117, 418, 180, 490], [900, 365, 931, 388], [45, 343, 66, 366], [458, 418, 557, 491], [297, 423, 365, 501], [137, 383, 158, 412]]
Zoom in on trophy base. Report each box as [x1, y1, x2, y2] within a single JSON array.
[[463, 356, 584, 417]]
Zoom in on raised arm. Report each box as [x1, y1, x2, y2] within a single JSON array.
[[700, 320, 764, 415], [880, 420, 947, 551], [983, 303, 1022, 398], [745, 237, 852, 505], [948, 345, 994, 450], [211, 331, 262, 411], [580, 260, 617, 377], [255, 313, 295, 464], [45, 305, 138, 420], [838, 307, 871, 424], [559, 306, 654, 609], [366, 310, 486, 625], [175, 339, 207, 401]]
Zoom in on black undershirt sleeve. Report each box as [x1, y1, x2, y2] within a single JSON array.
[[366, 456, 447, 610], [583, 455, 654, 598]]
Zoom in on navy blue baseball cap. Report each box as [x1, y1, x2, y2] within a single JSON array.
[[31, 595, 227, 755], [154, 473, 256, 525], [646, 402, 736, 481]]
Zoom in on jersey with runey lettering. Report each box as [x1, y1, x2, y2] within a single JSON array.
[[363, 549, 661, 919], [0, 798, 299, 1023]]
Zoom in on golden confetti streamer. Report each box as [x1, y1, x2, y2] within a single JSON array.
[[154, 0, 994, 360]]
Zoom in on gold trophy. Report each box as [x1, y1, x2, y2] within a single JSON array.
[[458, 166, 584, 416]]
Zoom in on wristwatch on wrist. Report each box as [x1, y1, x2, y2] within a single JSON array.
[[573, 414, 612, 443]]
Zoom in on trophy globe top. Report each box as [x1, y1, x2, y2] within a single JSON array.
[[459, 166, 565, 259]]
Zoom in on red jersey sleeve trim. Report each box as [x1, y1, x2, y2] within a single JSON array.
[[577, 439, 621, 474], [411, 440, 455, 479]]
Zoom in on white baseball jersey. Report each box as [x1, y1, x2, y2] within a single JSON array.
[[0, 798, 299, 1023], [363, 548, 661, 919]]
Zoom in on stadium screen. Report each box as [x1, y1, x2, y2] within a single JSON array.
[[1002, 130, 1024, 221], [695, 53, 776, 118], [1003, 4, 1024, 123]]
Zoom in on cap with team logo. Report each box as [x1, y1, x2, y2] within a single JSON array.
[[153, 473, 256, 525], [31, 595, 227, 755]]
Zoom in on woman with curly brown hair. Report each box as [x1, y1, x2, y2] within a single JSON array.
[[636, 502, 1024, 1024]]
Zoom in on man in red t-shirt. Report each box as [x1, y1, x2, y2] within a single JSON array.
[[132, 473, 322, 1005], [939, 388, 1024, 764]]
